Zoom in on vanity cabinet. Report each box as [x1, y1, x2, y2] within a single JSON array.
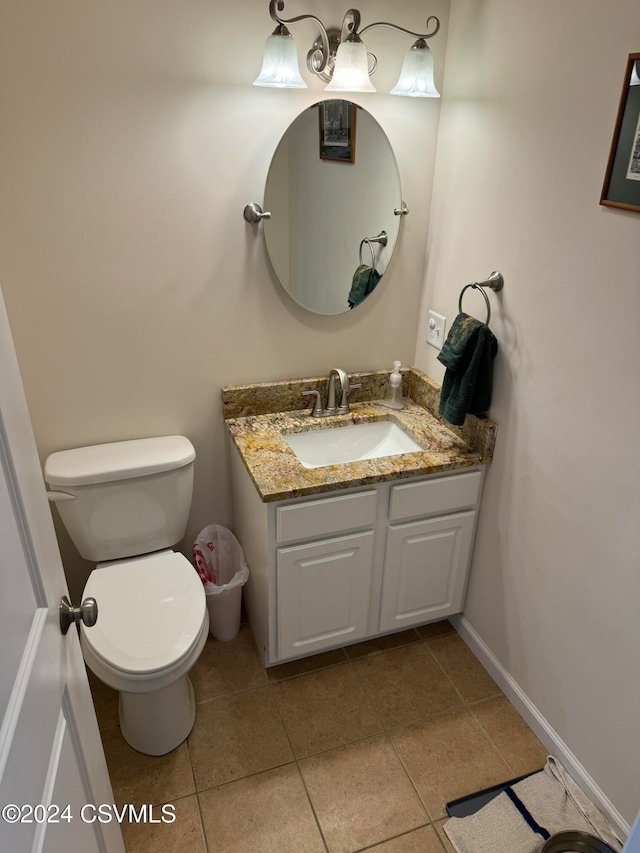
[[229, 442, 484, 666]]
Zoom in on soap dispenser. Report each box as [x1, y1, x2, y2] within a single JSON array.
[[383, 361, 404, 410]]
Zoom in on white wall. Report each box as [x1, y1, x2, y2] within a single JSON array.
[[0, 0, 448, 599], [414, 0, 640, 824]]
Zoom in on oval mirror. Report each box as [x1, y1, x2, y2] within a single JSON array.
[[264, 100, 402, 315]]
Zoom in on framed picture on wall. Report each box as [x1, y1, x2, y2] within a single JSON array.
[[318, 100, 357, 163], [600, 53, 640, 213]]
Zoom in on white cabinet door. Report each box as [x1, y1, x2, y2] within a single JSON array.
[[380, 511, 476, 633], [277, 531, 374, 661]]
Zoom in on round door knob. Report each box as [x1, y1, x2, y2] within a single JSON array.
[[59, 595, 98, 635]]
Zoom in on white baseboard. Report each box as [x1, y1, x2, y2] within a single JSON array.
[[450, 614, 630, 842]]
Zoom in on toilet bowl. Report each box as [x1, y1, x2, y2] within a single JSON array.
[[45, 435, 207, 756], [81, 550, 208, 755]]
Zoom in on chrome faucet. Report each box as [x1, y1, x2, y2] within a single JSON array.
[[324, 368, 348, 415], [301, 368, 361, 417]]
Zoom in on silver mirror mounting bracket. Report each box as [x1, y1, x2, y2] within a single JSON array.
[[243, 203, 272, 224]]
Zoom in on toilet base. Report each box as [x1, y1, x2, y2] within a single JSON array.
[[119, 674, 196, 755]]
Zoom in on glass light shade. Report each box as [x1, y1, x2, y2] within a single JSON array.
[[390, 43, 440, 98], [325, 40, 376, 93], [253, 32, 307, 88]]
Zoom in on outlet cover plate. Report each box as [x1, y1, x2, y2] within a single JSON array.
[[427, 310, 447, 350]]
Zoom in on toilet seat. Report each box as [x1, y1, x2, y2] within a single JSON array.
[[82, 550, 206, 677]]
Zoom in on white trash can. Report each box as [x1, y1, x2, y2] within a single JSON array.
[[193, 525, 249, 642]]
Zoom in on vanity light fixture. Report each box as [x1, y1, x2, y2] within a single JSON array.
[[253, 0, 440, 97]]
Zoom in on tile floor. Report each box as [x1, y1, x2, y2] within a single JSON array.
[[89, 620, 548, 853]]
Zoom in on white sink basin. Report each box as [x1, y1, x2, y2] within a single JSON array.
[[283, 420, 422, 469]]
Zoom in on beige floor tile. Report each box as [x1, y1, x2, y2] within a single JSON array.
[[121, 795, 206, 853], [266, 648, 347, 681], [300, 735, 427, 853], [470, 695, 548, 776], [102, 728, 195, 808], [344, 629, 419, 660], [389, 708, 511, 820], [199, 765, 325, 853], [366, 825, 445, 852], [429, 634, 500, 703], [188, 687, 293, 790], [87, 668, 119, 730], [415, 620, 455, 641], [97, 633, 546, 853], [353, 644, 463, 728], [189, 625, 267, 703], [275, 664, 382, 757], [434, 820, 456, 852]]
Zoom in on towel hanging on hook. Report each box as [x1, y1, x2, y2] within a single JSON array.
[[437, 270, 503, 425]]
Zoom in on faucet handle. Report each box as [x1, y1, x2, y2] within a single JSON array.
[[336, 379, 362, 415], [301, 389, 324, 417]]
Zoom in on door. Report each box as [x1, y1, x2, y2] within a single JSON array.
[[277, 530, 374, 660], [624, 812, 640, 851], [0, 290, 124, 853], [379, 511, 476, 633]]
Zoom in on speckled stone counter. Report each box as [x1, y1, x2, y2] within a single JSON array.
[[222, 368, 496, 503]]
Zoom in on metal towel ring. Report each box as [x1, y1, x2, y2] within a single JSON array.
[[358, 231, 388, 271], [359, 239, 376, 269], [458, 283, 492, 327]]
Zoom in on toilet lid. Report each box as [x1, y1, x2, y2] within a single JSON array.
[[82, 551, 206, 675]]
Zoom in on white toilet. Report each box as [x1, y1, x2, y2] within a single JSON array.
[[44, 435, 209, 756]]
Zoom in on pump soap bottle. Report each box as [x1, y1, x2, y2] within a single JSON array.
[[382, 361, 404, 410]]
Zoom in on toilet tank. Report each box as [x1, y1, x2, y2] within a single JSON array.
[[44, 436, 196, 562]]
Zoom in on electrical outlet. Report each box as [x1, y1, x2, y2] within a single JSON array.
[[427, 310, 447, 350]]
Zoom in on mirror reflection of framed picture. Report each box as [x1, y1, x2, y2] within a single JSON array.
[[319, 100, 357, 163], [600, 53, 640, 213]]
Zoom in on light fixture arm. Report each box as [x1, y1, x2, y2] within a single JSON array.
[[339, 9, 362, 41], [268, 0, 331, 73], [359, 15, 440, 41]]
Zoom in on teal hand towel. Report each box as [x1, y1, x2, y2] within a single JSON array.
[[348, 264, 381, 309], [437, 312, 498, 426]]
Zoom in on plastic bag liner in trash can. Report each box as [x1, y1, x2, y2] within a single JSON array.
[[193, 525, 249, 641]]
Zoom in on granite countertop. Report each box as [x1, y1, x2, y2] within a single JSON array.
[[222, 368, 496, 503]]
